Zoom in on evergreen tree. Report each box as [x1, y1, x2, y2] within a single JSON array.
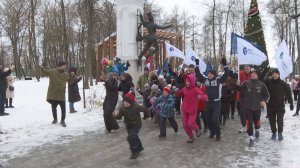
[[244, 0, 269, 70]]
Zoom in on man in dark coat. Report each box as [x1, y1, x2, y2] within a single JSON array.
[[103, 72, 120, 132], [0, 65, 14, 116], [118, 73, 134, 98], [265, 69, 293, 141], [239, 69, 270, 147], [68, 67, 82, 113]]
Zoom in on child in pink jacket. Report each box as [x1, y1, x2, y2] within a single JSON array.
[[176, 74, 208, 143]]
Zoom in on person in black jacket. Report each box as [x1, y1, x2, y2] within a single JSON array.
[[68, 67, 82, 113], [220, 80, 235, 126], [119, 72, 134, 98], [238, 69, 270, 147], [0, 65, 14, 116], [103, 72, 120, 132], [196, 58, 229, 141], [265, 69, 293, 141]]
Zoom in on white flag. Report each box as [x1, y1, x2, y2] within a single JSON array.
[[235, 34, 267, 65], [274, 40, 293, 79], [165, 43, 185, 60], [184, 48, 207, 73]]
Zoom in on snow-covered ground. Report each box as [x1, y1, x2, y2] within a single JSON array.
[[0, 78, 107, 162]]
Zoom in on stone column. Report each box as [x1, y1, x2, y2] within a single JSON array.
[[116, 0, 145, 85]]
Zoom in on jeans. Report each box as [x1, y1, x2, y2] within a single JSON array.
[[127, 127, 143, 153], [159, 116, 178, 137], [69, 102, 74, 109], [48, 100, 66, 122]]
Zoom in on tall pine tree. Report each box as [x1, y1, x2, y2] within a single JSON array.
[[244, 0, 269, 70]]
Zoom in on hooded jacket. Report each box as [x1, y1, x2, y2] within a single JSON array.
[[177, 74, 208, 114]]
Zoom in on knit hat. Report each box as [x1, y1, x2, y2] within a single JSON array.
[[271, 69, 280, 75], [58, 61, 66, 67], [151, 84, 159, 91], [158, 75, 164, 80], [115, 57, 121, 63], [144, 83, 150, 90], [163, 86, 171, 94], [123, 91, 136, 105], [208, 70, 217, 77]]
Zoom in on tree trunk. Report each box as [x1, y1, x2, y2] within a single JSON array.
[[60, 0, 69, 63]]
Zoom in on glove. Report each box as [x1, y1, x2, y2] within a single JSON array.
[[290, 103, 294, 111], [126, 61, 131, 67], [195, 59, 199, 66], [220, 58, 227, 66]]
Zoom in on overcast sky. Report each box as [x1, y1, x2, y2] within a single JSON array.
[[154, 0, 278, 64]]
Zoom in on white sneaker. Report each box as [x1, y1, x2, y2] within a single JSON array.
[[239, 127, 246, 133]]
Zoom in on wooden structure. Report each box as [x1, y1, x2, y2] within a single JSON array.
[[95, 29, 183, 80]]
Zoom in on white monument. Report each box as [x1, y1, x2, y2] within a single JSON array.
[[116, 0, 145, 84]]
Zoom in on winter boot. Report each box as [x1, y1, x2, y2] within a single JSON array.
[[278, 133, 283, 141], [52, 119, 57, 124], [216, 134, 221, 141], [293, 111, 299, 116], [5, 99, 8, 108], [255, 130, 260, 139], [158, 135, 166, 139], [130, 151, 140, 159], [248, 139, 254, 147], [60, 121, 67, 127], [8, 98, 14, 108], [271, 133, 277, 140], [69, 108, 75, 113], [186, 137, 195, 143], [248, 136, 255, 147], [209, 133, 215, 139], [0, 112, 9, 116]]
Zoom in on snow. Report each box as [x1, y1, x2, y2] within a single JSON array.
[[0, 78, 106, 162]]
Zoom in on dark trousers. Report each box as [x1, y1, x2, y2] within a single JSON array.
[[159, 116, 178, 137], [48, 100, 66, 122], [0, 90, 6, 113], [246, 109, 261, 136], [268, 108, 284, 133], [220, 102, 230, 126], [196, 111, 208, 130], [138, 39, 159, 59], [127, 127, 143, 153], [293, 90, 299, 101], [5, 98, 13, 107], [230, 100, 236, 117], [206, 101, 221, 136], [238, 97, 247, 127], [175, 96, 182, 112]]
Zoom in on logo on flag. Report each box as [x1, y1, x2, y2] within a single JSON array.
[[170, 47, 174, 52], [165, 43, 185, 60], [243, 47, 248, 55], [191, 56, 196, 61]]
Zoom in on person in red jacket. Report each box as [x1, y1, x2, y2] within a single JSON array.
[[196, 81, 208, 133], [176, 74, 208, 143]]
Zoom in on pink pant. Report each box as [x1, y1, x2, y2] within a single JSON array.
[[182, 112, 199, 139]]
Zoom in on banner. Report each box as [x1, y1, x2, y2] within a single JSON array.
[[274, 40, 293, 79], [232, 33, 267, 65], [165, 42, 185, 60]]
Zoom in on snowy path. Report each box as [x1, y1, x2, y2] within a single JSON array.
[[1, 79, 300, 168]]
